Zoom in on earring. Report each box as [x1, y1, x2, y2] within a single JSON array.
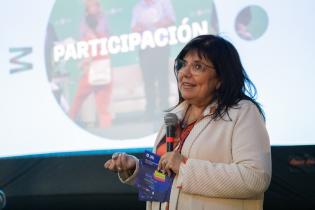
[[215, 83, 221, 90]]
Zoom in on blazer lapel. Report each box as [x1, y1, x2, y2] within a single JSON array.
[[181, 116, 212, 156], [180, 101, 216, 156]]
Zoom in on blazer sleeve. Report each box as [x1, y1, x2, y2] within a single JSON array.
[[118, 126, 165, 185], [118, 156, 140, 185], [176, 102, 272, 198]]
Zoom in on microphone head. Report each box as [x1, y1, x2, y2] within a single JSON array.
[[164, 113, 178, 126]]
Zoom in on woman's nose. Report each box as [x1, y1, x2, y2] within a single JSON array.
[[181, 64, 193, 76]]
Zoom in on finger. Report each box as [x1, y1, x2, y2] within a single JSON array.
[[158, 160, 162, 171], [104, 159, 111, 168], [121, 153, 132, 170], [162, 161, 170, 174], [166, 168, 172, 176], [107, 160, 116, 171], [113, 154, 121, 171], [112, 152, 126, 160], [165, 163, 173, 176], [117, 153, 128, 171], [118, 153, 128, 171], [112, 152, 120, 160], [107, 160, 117, 171], [158, 158, 166, 172]]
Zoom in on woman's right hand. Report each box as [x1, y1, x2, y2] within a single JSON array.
[[104, 153, 136, 174]]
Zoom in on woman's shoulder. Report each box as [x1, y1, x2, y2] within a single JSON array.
[[235, 99, 257, 108], [228, 99, 262, 119], [231, 99, 265, 122]]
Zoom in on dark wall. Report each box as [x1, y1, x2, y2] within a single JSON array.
[[264, 146, 315, 210], [1, 146, 315, 210], [0, 153, 145, 209]]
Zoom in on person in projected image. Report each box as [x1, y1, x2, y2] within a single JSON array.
[[131, 0, 176, 120], [235, 7, 254, 41], [104, 35, 271, 210], [68, 0, 112, 128]]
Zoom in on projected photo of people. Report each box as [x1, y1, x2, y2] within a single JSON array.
[[45, 0, 219, 140], [131, 0, 176, 121], [235, 5, 268, 41], [67, 0, 112, 129]]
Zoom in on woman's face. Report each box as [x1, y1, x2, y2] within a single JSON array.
[[178, 51, 220, 107]]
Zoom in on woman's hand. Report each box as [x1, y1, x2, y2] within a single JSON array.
[[104, 153, 136, 174], [158, 151, 185, 176]]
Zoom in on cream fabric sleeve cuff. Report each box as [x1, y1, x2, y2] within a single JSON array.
[[118, 155, 139, 185]]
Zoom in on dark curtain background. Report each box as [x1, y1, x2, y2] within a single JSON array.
[[1, 146, 315, 210]]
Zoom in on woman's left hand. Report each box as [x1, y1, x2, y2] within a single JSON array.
[[158, 151, 185, 176]]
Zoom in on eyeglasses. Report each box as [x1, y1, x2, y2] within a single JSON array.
[[174, 58, 215, 76]]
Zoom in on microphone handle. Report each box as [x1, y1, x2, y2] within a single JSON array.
[[167, 140, 173, 152], [166, 125, 176, 152]]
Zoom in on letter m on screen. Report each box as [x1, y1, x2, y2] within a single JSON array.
[[9, 47, 33, 74]]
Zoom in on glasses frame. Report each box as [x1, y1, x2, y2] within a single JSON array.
[[174, 58, 215, 77]]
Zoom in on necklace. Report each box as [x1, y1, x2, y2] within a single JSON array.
[[180, 104, 207, 129], [180, 105, 190, 129], [180, 105, 198, 129], [180, 120, 188, 129]]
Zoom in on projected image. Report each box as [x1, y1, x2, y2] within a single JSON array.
[[235, 5, 268, 41], [45, 0, 219, 139], [2, 0, 315, 159]]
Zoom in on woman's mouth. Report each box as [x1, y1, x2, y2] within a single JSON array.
[[181, 82, 196, 88]]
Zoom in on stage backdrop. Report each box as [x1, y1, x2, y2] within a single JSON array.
[[1, 0, 315, 159]]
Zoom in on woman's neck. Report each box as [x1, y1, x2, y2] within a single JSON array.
[[185, 104, 206, 124]]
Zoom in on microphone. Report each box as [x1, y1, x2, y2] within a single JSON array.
[[0, 190, 6, 210], [164, 113, 178, 152]]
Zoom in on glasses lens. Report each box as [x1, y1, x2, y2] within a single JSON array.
[[192, 63, 204, 73], [175, 59, 185, 72]]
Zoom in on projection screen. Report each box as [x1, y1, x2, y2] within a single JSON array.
[[1, 0, 314, 158]]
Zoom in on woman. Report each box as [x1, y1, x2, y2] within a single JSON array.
[[105, 35, 271, 210]]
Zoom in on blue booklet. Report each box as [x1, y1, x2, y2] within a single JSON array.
[[135, 150, 174, 202]]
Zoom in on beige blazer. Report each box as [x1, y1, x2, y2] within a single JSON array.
[[120, 100, 272, 210]]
